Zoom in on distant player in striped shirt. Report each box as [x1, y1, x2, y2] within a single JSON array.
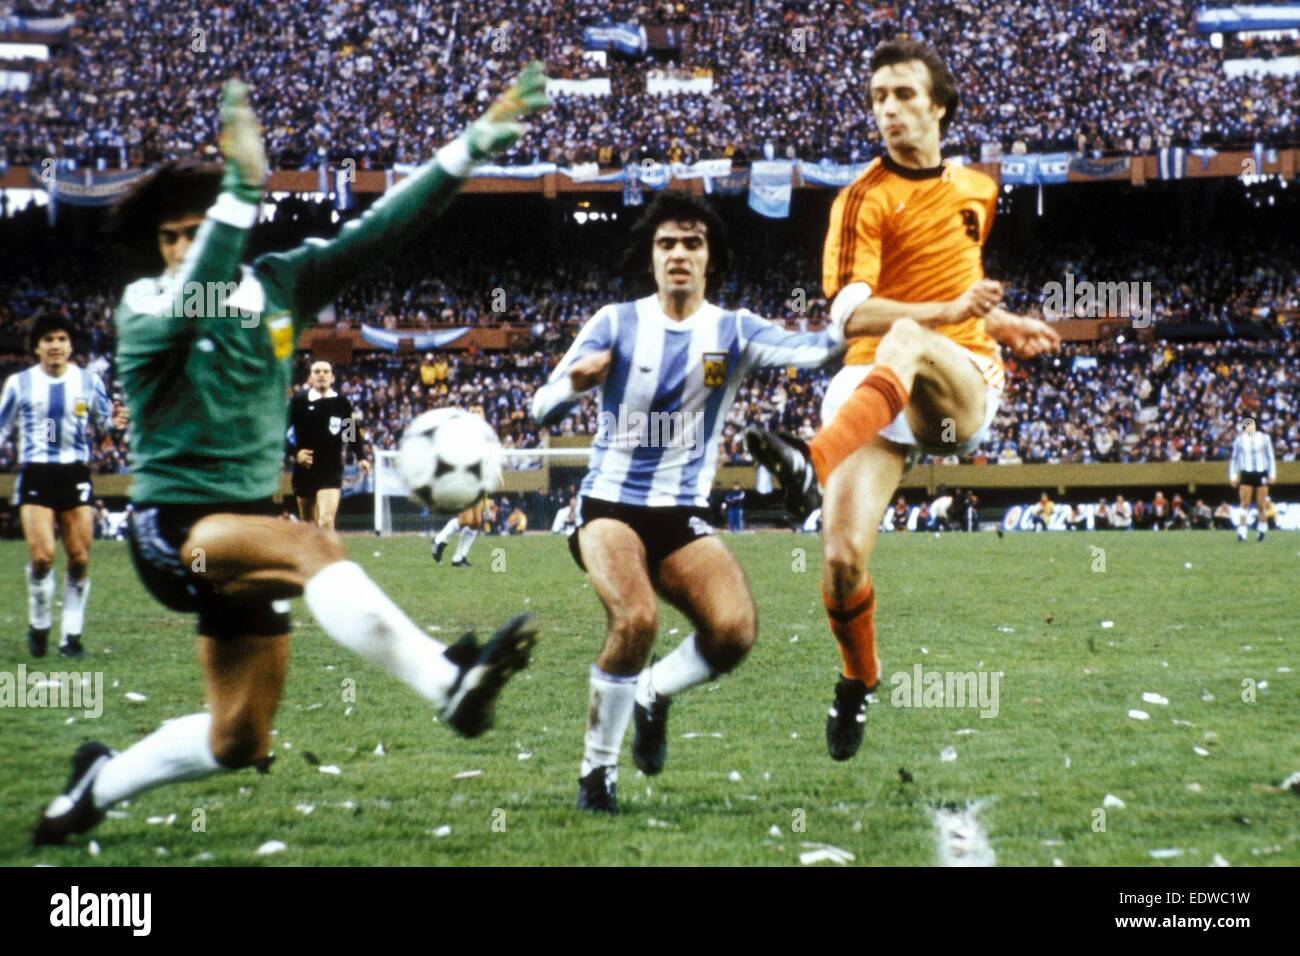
[[0, 312, 127, 657], [745, 39, 1061, 761], [532, 192, 842, 812], [1230, 417, 1276, 542]]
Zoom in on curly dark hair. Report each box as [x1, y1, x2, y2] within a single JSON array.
[[870, 38, 960, 138], [28, 310, 78, 352], [106, 159, 224, 255], [622, 191, 731, 296]]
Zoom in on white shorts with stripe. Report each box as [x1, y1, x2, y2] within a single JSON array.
[[821, 348, 1004, 463]]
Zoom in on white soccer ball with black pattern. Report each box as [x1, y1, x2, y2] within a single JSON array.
[[399, 408, 503, 512]]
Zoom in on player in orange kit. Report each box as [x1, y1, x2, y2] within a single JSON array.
[[746, 39, 1060, 760]]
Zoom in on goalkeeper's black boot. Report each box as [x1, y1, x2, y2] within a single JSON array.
[[27, 626, 49, 658], [632, 695, 671, 777], [440, 614, 538, 738], [744, 427, 821, 521], [576, 766, 617, 814], [32, 741, 114, 846], [826, 676, 876, 762]]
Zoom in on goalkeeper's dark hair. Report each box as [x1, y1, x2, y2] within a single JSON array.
[[870, 38, 960, 137], [106, 159, 224, 252], [29, 310, 78, 352], [623, 191, 731, 296]]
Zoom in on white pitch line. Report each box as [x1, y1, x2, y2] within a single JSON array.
[[932, 800, 996, 867]]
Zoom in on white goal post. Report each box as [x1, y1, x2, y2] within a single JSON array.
[[372, 446, 593, 536]]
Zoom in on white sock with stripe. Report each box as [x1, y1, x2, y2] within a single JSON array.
[[27, 564, 53, 630], [303, 560, 457, 704], [61, 574, 90, 641], [91, 713, 222, 809], [581, 667, 638, 781]]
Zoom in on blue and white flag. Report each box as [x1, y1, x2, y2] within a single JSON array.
[[797, 160, 871, 187], [704, 170, 749, 196], [334, 169, 353, 211], [1190, 147, 1218, 171], [748, 161, 794, 218], [583, 23, 647, 55], [622, 163, 643, 206], [318, 163, 329, 193], [359, 325, 471, 351], [999, 155, 1037, 186], [1251, 142, 1278, 173], [1037, 153, 1071, 184], [1157, 147, 1187, 180]]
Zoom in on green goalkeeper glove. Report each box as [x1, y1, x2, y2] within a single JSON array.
[[463, 62, 551, 161], [219, 79, 267, 202]]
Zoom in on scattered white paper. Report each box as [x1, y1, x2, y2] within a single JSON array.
[[319, 765, 342, 775], [940, 746, 958, 763], [1141, 692, 1169, 706], [1128, 709, 1150, 720], [1103, 794, 1125, 809], [257, 840, 287, 856], [454, 769, 483, 779]]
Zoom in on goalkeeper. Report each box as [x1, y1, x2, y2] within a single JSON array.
[[33, 67, 549, 846]]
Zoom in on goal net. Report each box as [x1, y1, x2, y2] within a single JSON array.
[[372, 446, 593, 536]]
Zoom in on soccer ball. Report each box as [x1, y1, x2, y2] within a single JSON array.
[[399, 408, 503, 512]]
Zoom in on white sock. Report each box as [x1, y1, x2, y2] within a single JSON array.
[[637, 633, 714, 705], [1237, 516, 1248, 539], [581, 667, 637, 781], [1248, 508, 1258, 528], [27, 564, 53, 629], [453, 528, 477, 563], [92, 713, 222, 809], [434, 517, 460, 545], [61, 575, 90, 641], [303, 560, 457, 705]]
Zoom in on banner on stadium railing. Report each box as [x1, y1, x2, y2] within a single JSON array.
[[797, 160, 872, 187], [1069, 156, 1131, 178], [561, 163, 625, 184], [748, 160, 794, 218], [1225, 56, 1300, 78], [645, 72, 713, 95], [583, 23, 647, 55], [393, 161, 558, 180], [999, 153, 1069, 186], [704, 170, 749, 196], [359, 325, 471, 351], [1158, 147, 1187, 180], [1195, 4, 1300, 33], [0, 13, 74, 35], [545, 78, 611, 97], [28, 167, 149, 206]]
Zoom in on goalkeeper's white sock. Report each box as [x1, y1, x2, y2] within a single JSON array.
[[434, 517, 460, 546], [453, 528, 477, 563], [61, 574, 90, 641], [92, 713, 222, 809], [581, 667, 637, 781], [636, 633, 714, 705], [27, 564, 53, 629], [303, 561, 457, 704]]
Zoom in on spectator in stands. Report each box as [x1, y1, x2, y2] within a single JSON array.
[[891, 496, 908, 533], [725, 482, 745, 533], [1065, 504, 1087, 531], [1168, 493, 1189, 530], [1192, 498, 1213, 530], [1030, 492, 1055, 531], [1094, 498, 1111, 530], [1111, 494, 1133, 530], [1213, 501, 1235, 530]]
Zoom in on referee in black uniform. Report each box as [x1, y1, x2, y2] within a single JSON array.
[[288, 360, 368, 530]]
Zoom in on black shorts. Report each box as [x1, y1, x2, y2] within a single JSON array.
[[127, 499, 291, 639], [292, 467, 343, 498], [1238, 471, 1269, 488], [567, 496, 714, 572], [14, 463, 92, 513]]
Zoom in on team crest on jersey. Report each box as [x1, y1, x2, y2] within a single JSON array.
[[329, 416, 343, 435], [74, 399, 88, 417], [702, 352, 728, 388], [267, 312, 293, 360]]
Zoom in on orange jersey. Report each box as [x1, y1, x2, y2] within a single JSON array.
[[823, 155, 1001, 369]]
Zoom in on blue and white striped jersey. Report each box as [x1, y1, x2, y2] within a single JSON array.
[[0, 364, 113, 465], [1230, 430, 1275, 481], [532, 295, 842, 508]]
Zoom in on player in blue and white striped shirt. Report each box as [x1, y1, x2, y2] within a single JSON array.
[[1229, 417, 1276, 542], [0, 312, 127, 657], [532, 193, 842, 812]]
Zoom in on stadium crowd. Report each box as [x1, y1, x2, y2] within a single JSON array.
[[6, 0, 1298, 171]]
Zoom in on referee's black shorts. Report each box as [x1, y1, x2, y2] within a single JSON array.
[[567, 496, 714, 572], [292, 466, 343, 499]]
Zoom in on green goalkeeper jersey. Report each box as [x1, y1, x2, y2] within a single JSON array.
[[115, 159, 465, 504]]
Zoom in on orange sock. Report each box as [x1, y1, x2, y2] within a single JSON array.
[[809, 366, 909, 484], [822, 577, 879, 687]]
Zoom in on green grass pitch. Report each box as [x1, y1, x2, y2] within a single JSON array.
[[1, 529, 1296, 866]]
